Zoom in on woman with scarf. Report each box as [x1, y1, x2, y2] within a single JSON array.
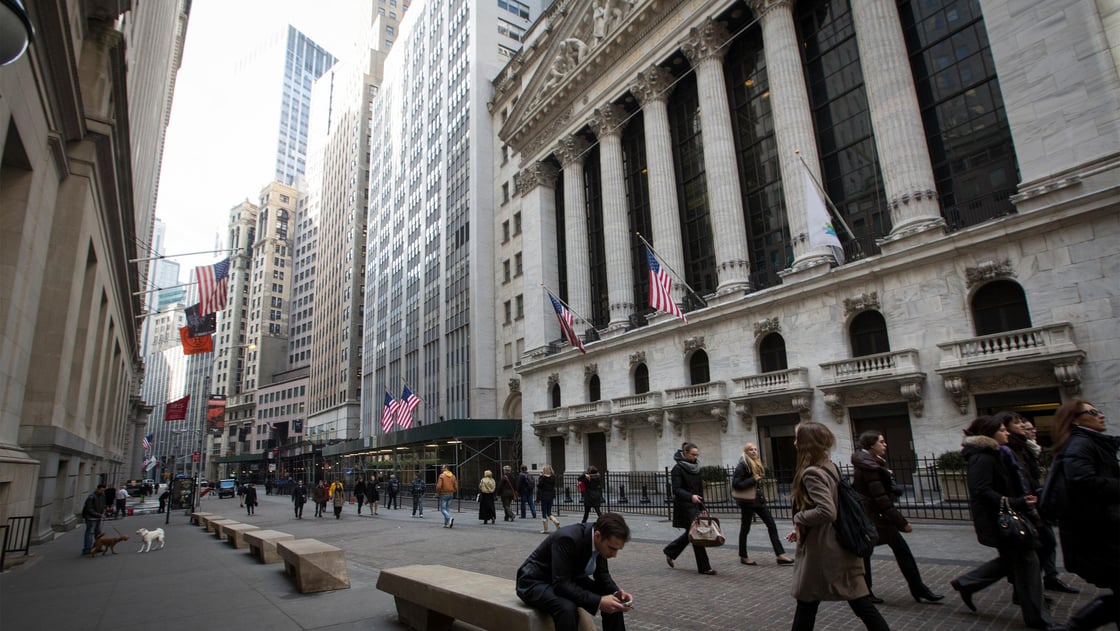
[[732, 442, 794, 566], [950, 416, 1059, 630], [663, 442, 716, 575]]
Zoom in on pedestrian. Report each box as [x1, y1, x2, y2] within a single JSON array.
[[579, 465, 603, 524], [264, 479, 272, 496], [237, 481, 245, 507], [518, 464, 537, 519], [537, 464, 561, 534], [312, 481, 327, 518], [329, 479, 345, 519], [662, 443, 715, 575], [115, 485, 129, 518], [158, 488, 169, 513], [950, 415, 1057, 630], [732, 442, 794, 567], [437, 464, 457, 528], [999, 411, 1079, 594], [353, 476, 367, 515], [498, 465, 519, 522], [410, 472, 426, 517], [851, 431, 941, 603], [368, 474, 381, 515], [516, 512, 634, 631], [104, 484, 116, 519], [80, 482, 106, 556], [387, 474, 401, 509], [292, 480, 307, 519], [787, 422, 889, 631], [479, 469, 497, 524], [244, 482, 258, 515], [1048, 400, 1118, 630]]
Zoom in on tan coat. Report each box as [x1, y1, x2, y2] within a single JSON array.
[[791, 462, 868, 601], [436, 471, 458, 495]]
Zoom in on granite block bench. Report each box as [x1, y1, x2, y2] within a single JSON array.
[[276, 538, 350, 593], [190, 512, 214, 526], [244, 529, 295, 564], [209, 519, 239, 539], [222, 522, 260, 548], [375, 564, 594, 631]]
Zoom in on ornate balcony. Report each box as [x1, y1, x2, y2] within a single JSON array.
[[730, 368, 813, 430], [663, 381, 729, 433], [818, 350, 927, 419], [610, 392, 664, 439], [936, 323, 1085, 412]]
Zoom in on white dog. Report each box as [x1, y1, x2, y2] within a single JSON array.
[[135, 527, 165, 553]]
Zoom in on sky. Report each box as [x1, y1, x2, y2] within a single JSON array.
[[153, 0, 367, 278]]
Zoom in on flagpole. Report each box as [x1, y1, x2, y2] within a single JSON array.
[[635, 233, 708, 308], [129, 248, 238, 264], [795, 152, 859, 244], [541, 284, 596, 332]]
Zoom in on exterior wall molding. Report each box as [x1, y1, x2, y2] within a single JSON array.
[[753, 317, 780, 339], [843, 291, 880, 316], [964, 259, 1016, 288]]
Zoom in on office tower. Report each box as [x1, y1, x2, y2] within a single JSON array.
[[496, 0, 1120, 474]]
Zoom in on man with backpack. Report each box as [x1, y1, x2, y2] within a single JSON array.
[[410, 473, 426, 517], [518, 464, 537, 520]]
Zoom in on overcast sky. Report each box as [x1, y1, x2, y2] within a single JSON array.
[[153, 0, 366, 278]]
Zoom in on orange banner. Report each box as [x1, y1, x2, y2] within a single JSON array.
[[179, 326, 213, 355]]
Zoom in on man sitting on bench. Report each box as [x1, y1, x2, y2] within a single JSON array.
[[516, 512, 634, 631]]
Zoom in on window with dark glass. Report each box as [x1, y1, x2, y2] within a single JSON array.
[[850, 311, 891, 357], [897, 0, 1018, 230], [554, 168, 568, 300], [689, 350, 711, 385], [668, 70, 717, 295], [589, 375, 601, 402], [759, 333, 789, 372], [621, 110, 654, 314], [971, 280, 1030, 336], [551, 383, 562, 409], [634, 363, 650, 394], [726, 17, 789, 290], [797, 0, 890, 260], [583, 144, 609, 326]]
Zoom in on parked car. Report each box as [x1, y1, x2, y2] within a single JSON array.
[[217, 479, 237, 499]]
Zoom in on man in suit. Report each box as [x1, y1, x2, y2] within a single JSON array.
[[516, 512, 634, 631]]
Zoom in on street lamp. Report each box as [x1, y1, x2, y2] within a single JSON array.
[[0, 0, 34, 65]]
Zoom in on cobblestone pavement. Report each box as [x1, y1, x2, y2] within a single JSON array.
[[1, 492, 1107, 630]]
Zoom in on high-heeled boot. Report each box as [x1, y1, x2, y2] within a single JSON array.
[[540, 519, 548, 534], [911, 585, 945, 603]]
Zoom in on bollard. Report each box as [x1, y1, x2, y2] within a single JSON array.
[[640, 484, 651, 504]]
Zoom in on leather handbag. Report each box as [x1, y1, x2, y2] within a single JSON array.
[[688, 510, 726, 547], [997, 496, 1038, 549], [730, 485, 757, 502]]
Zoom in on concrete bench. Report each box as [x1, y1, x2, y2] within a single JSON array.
[[209, 519, 239, 538], [376, 564, 594, 631], [199, 514, 223, 530], [244, 529, 295, 564], [190, 512, 214, 526], [276, 538, 350, 593], [222, 522, 260, 548]]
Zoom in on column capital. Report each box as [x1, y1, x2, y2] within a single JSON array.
[[556, 134, 591, 166], [746, 0, 793, 14], [589, 104, 628, 139], [630, 65, 675, 106], [681, 18, 731, 66], [516, 162, 560, 197]]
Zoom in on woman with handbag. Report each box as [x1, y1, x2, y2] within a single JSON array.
[[663, 442, 717, 575], [579, 465, 604, 524], [733, 442, 793, 566], [478, 470, 497, 524], [536, 464, 560, 533], [950, 416, 1058, 630], [786, 422, 888, 631], [498, 465, 519, 522], [851, 431, 942, 604]]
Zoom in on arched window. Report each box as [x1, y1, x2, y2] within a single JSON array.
[[972, 280, 1031, 336], [633, 364, 649, 395], [550, 383, 561, 409], [759, 333, 788, 373], [588, 375, 601, 402], [689, 350, 710, 385], [850, 311, 890, 357]]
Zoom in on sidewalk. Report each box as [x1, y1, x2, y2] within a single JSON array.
[[1, 493, 1105, 630]]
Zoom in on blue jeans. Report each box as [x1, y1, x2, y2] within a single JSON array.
[[439, 494, 453, 524], [82, 518, 102, 553], [519, 492, 537, 518]]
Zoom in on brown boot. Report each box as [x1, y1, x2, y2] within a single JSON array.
[[540, 519, 548, 534]]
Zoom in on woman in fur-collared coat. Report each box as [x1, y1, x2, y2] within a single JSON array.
[[788, 422, 888, 631]]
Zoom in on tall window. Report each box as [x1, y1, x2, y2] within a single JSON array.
[[668, 71, 717, 295], [634, 363, 650, 394], [584, 144, 609, 326], [622, 111, 654, 314], [554, 167, 568, 300], [550, 383, 561, 409], [759, 333, 789, 372], [972, 280, 1030, 336], [798, 0, 890, 260], [689, 350, 711, 385], [898, 0, 1017, 230], [589, 375, 601, 402], [850, 311, 890, 357]]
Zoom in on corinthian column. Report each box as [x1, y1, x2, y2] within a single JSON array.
[[516, 162, 560, 353], [681, 19, 751, 293], [849, 0, 944, 246], [556, 134, 593, 320], [631, 66, 687, 305], [589, 104, 636, 328]]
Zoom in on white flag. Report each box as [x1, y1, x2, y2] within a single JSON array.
[[804, 168, 845, 264]]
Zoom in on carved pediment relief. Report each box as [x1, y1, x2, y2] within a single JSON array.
[[843, 291, 880, 316], [965, 259, 1015, 288], [754, 317, 780, 339]]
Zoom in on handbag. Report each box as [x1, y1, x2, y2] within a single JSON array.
[[997, 496, 1038, 549], [730, 484, 757, 502], [687, 510, 726, 547]]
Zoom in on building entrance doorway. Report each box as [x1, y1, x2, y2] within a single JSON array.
[[850, 403, 915, 484]]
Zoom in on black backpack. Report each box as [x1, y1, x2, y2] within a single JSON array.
[[815, 465, 877, 558]]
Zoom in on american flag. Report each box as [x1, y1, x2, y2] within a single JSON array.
[[548, 292, 586, 354], [142, 434, 153, 451], [396, 385, 422, 430], [646, 247, 686, 323], [194, 257, 230, 316], [380, 391, 400, 433]]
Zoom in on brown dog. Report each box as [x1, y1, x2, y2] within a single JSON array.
[[89, 534, 129, 558]]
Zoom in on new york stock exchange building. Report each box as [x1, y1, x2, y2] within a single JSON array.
[[489, 0, 1119, 479]]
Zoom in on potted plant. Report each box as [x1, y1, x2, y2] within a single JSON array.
[[699, 465, 729, 504], [936, 450, 969, 502]]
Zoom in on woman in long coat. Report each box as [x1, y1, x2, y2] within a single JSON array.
[[787, 422, 888, 631], [662, 443, 715, 575], [478, 470, 497, 524], [579, 465, 603, 524]]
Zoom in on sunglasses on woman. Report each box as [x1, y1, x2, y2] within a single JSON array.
[[1079, 409, 1103, 417]]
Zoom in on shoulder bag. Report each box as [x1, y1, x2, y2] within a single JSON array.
[[997, 496, 1038, 549], [687, 509, 726, 547]]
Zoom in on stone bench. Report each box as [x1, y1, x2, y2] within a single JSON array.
[[244, 529, 295, 564], [199, 514, 223, 530], [376, 564, 594, 631], [190, 512, 214, 526], [209, 519, 239, 538], [222, 522, 260, 548], [276, 538, 350, 593]]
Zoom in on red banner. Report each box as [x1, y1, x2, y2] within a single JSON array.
[[165, 395, 190, 421], [207, 395, 227, 436]]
